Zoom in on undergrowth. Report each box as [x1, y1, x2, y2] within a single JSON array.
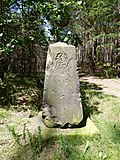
[[0, 73, 44, 111]]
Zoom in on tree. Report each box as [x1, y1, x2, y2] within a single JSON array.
[[0, 0, 119, 78], [0, 0, 49, 79]]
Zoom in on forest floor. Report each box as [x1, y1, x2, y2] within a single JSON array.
[[0, 76, 120, 160]]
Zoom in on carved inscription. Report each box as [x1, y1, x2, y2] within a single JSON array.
[[42, 42, 83, 128]]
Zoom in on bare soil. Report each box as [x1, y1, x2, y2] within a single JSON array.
[[81, 76, 120, 98]]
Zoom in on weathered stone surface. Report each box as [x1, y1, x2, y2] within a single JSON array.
[[42, 42, 83, 128], [33, 112, 99, 140]]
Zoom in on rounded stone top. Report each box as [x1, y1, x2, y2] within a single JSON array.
[[49, 42, 75, 48]]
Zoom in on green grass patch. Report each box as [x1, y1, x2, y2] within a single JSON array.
[[1, 80, 120, 160]]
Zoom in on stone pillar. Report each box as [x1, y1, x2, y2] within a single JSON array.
[[42, 42, 83, 128]]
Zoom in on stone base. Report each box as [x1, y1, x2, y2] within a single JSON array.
[[32, 112, 99, 139]]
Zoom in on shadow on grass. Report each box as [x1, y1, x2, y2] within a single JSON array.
[[9, 80, 120, 160], [0, 73, 44, 111], [67, 81, 104, 128], [80, 81, 103, 119], [80, 81, 120, 146]]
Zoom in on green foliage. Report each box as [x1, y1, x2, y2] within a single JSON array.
[[0, 108, 11, 118], [0, 0, 48, 76], [0, 0, 120, 76], [7, 125, 44, 160], [26, 126, 43, 160], [94, 64, 117, 78], [7, 125, 21, 146]]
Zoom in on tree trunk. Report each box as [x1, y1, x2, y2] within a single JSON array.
[[0, 0, 2, 14], [83, 22, 89, 71]]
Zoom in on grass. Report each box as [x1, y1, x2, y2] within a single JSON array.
[[79, 81, 120, 160], [0, 108, 11, 118], [0, 80, 120, 160]]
